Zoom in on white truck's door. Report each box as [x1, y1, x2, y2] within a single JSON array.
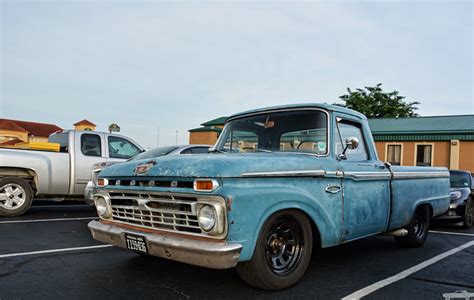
[[72, 131, 107, 195], [104, 134, 143, 164]]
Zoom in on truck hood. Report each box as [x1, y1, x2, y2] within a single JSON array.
[[99, 153, 323, 178]]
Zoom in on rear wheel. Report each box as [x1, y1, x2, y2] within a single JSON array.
[[395, 205, 430, 248], [236, 210, 313, 291], [462, 197, 473, 229], [0, 177, 34, 217]]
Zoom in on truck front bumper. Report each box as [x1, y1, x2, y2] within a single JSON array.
[[88, 220, 242, 269]]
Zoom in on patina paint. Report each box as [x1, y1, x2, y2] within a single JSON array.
[[95, 103, 451, 264], [389, 166, 451, 230]]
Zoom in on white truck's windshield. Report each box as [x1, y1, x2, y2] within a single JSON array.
[[215, 110, 328, 155]]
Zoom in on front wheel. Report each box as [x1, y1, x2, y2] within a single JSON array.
[[395, 205, 430, 248], [236, 210, 313, 291], [462, 197, 473, 229], [0, 177, 34, 217]]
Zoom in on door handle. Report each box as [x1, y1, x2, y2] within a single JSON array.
[[325, 185, 342, 194]]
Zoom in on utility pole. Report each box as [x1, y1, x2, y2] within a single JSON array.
[[175, 130, 178, 145]]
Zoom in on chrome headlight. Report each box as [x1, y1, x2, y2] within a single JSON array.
[[450, 190, 462, 201], [198, 205, 216, 232], [95, 196, 111, 218]]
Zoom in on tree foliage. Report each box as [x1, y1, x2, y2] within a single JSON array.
[[336, 83, 420, 118]]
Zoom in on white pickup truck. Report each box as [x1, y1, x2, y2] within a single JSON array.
[[0, 130, 143, 216]]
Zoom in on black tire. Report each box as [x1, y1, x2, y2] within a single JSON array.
[[395, 205, 430, 248], [462, 197, 473, 229], [0, 177, 34, 217], [236, 210, 313, 291]]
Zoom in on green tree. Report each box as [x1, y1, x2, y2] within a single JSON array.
[[336, 83, 420, 118]]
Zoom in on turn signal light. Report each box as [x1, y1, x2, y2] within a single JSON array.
[[97, 178, 108, 187], [193, 179, 219, 192]]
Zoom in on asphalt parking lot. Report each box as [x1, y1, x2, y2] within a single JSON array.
[[0, 201, 473, 300]]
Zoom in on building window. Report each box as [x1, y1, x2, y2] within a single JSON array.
[[387, 144, 402, 166], [416, 144, 433, 166]]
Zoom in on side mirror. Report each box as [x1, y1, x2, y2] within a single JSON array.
[[345, 137, 360, 150], [337, 137, 360, 160]]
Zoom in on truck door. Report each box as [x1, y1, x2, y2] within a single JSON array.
[[105, 135, 142, 164], [73, 132, 106, 195], [335, 117, 391, 241]]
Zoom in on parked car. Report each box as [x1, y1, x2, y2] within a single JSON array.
[[0, 130, 143, 216], [435, 170, 473, 228], [84, 145, 211, 202], [88, 103, 450, 290]]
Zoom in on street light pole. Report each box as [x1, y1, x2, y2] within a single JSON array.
[[175, 130, 178, 145]]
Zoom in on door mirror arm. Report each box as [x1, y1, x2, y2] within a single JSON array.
[[337, 137, 359, 161]]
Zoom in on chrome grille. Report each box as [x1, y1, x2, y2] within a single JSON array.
[[106, 190, 224, 236]]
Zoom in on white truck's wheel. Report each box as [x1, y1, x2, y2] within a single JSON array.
[[0, 177, 34, 217]]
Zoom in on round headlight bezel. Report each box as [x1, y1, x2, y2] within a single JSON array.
[[95, 196, 111, 218], [198, 205, 217, 232]]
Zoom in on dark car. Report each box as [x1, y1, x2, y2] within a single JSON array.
[[437, 170, 473, 228]]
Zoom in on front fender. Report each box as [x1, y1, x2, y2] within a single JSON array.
[[221, 178, 343, 261]]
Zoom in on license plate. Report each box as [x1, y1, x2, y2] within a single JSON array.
[[125, 233, 148, 254]]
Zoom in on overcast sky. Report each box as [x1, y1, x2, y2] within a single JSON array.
[[1, 1, 472, 149]]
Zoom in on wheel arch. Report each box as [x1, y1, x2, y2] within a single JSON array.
[[0, 167, 39, 194], [238, 201, 335, 261]]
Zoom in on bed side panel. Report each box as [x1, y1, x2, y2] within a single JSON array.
[[389, 166, 450, 230]]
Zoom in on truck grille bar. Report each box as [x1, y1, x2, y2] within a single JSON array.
[[104, 190, 224, 237]]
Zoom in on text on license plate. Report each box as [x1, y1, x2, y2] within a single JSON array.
[[125, 233, 148, 253]]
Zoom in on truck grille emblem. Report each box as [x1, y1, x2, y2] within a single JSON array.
[[134, 160, 156, 175]]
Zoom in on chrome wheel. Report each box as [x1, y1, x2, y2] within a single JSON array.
[[265, 216, 304, 275], [0, 183, 27, 210]]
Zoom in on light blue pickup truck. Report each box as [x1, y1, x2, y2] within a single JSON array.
[[88, 104, 450, 290]]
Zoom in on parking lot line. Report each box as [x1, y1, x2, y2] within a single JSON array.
[[342, 240, 474, 300], [0, 217, 96, 224], [0, 244, 114, 259], [429, 230, 474, 237]]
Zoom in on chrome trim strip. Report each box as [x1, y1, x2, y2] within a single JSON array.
[[392, 172, 450, 179], [219, 107, 331, 158], [325, 170, 344, 178], [344, 172, 392, 180], [241, 170, 326, 178]]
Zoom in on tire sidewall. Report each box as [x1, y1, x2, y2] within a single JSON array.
[[463, 197, 473, 228], [409, 206, 430, 243], [395, 205, 430, 248], [0, 177, 34, 217], [252, 210, 313, 290]]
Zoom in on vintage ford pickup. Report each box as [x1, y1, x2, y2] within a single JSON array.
[[88, 104, 450, 290]]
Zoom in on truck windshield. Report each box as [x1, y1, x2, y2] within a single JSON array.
[[215, 110, 328, 155], [449, 171, 471, 188]]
